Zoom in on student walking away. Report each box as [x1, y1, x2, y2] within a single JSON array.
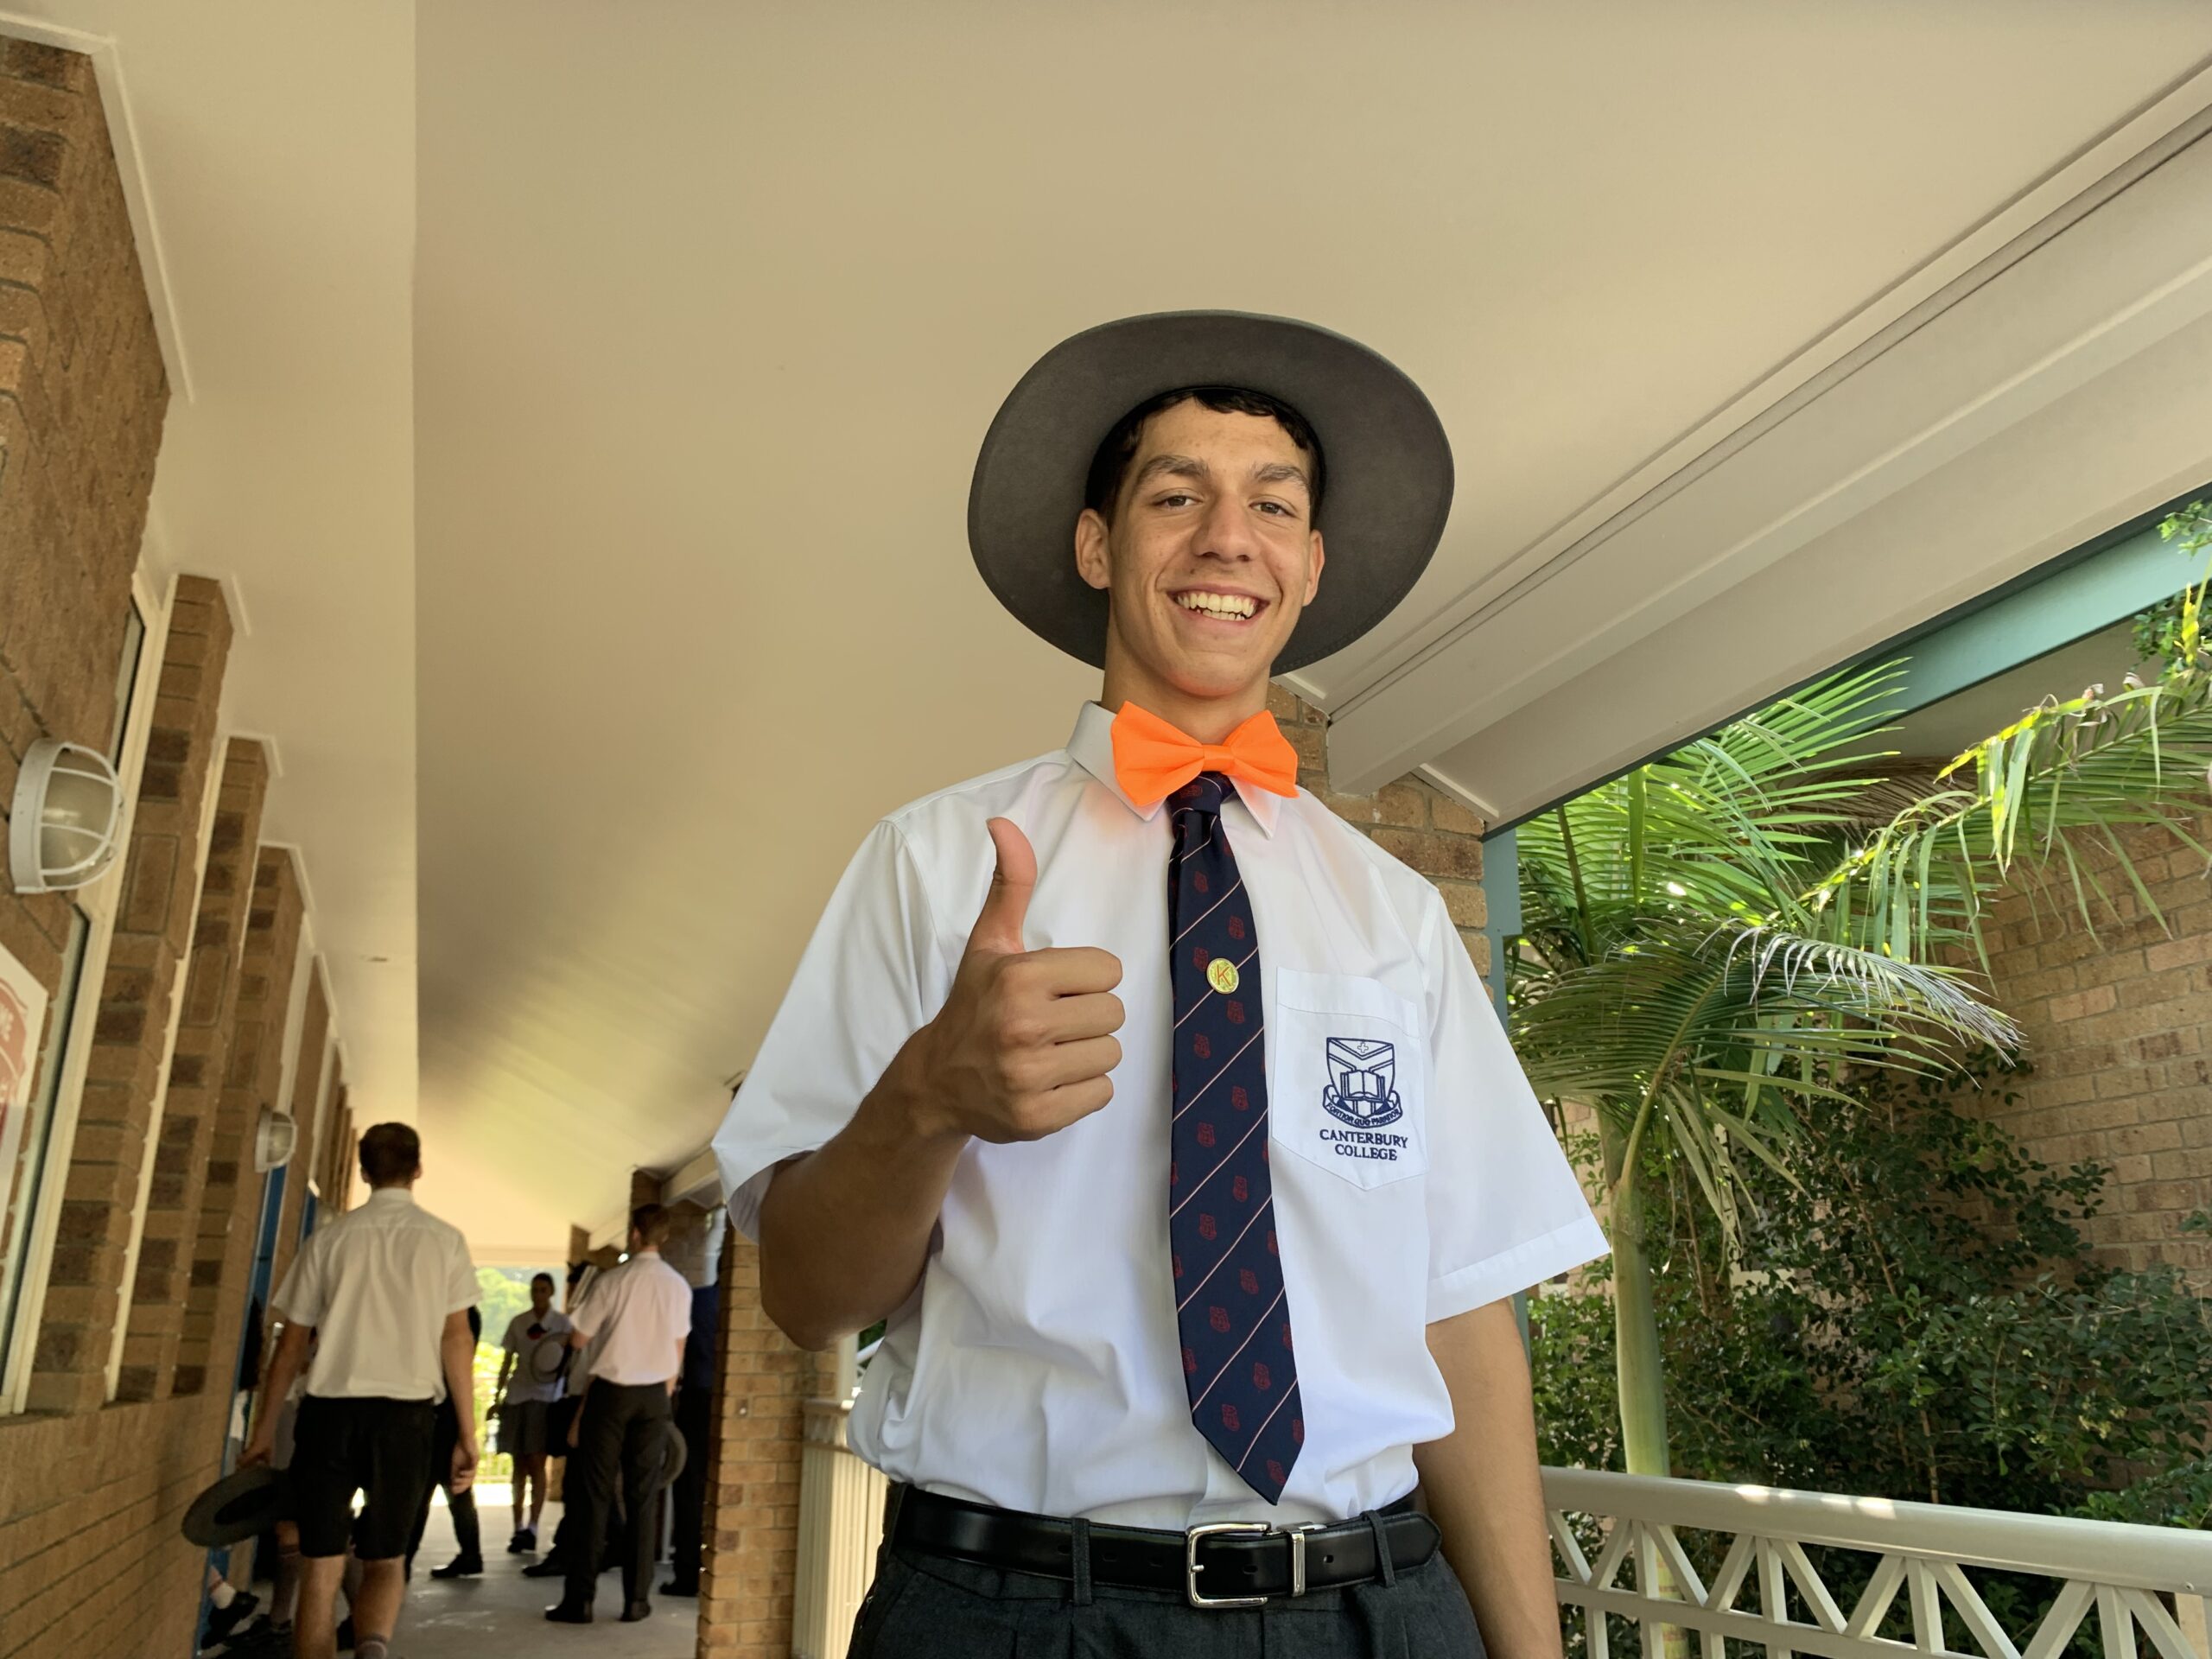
[[661, 1275, 718, 1597], [493, 1271, 572, 1554], [244, 1123, 480, 1659], [406, 1305, 486, 1579], [713, 314, 1609, 1658], [544, 1205, 690, 1624]]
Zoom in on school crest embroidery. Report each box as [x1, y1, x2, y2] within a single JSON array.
[[1322, 1036, 1402, 1128]]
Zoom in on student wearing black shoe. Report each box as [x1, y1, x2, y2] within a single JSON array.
[[544, 1205, 690, 1625], [244, 1124, 480, 1659], [406, 1306, 486, 1580]]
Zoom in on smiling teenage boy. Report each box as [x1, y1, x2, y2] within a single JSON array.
[[714, 311, 1605, 1657]]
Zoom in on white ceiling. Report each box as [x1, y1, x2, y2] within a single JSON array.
[[16, 3, 2212, 1254]]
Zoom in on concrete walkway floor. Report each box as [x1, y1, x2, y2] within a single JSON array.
[[393, 1491, 699, 1658]]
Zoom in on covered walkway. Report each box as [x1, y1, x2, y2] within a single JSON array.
[[3, 6, 2212, 1659]]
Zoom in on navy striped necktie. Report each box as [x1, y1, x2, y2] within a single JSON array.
[[1166, 772, 1302, 1503]]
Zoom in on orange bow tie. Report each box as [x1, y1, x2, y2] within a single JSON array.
[[1109, 702, 1300, 809]]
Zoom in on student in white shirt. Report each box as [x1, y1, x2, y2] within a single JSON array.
[[715, 314, 1606, 1657], [543, 1204, 692, 1625], [245, 1123, 479, 1659], [492, 1271, 573, 1553]]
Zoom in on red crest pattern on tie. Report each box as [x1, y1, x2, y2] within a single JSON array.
[[1209, 1306, 1230, 1333], [1253, 1363, 1271, 1390], [1198, 1213, 1217, 1241], [1195, 1122, 1215, 1147], [1228, 915, 1246, 940], [1192, 1033, 1211, 1059], [1220, 1403, 1240, 1432], [1230, 1086, 1250, 1112], [1193, 870, 1209, 893], [1226, 1000, 1245, 1025], [1239, 1268, 1260, 1294], [1231, 1175, 1249, 1202]]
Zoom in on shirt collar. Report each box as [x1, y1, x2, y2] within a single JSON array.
[[363, 1186, 416, 1207], [1067, 702, 1283, 837]]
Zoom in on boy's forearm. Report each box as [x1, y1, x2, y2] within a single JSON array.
[[756, 1036, 967, 1351], [1412, 1300, 1563, 1659]]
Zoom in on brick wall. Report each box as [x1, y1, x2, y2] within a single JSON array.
[[0, 34, 168, 1338], [698, 1226, 825, 1657], [36, 580, 234, 1411], [134, 740, 270, 1399], [180, 849, 302, 1399], [693, 690, 1491, 1656], [1957, 818, 2212, 1282], [0, 34, 202, 1659]]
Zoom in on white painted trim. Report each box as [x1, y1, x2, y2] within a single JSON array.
[[1329, 122, 2212, 797], [0, 12, 194, 402], [3, 570, 170, 1412], [105, 571, 227, 1399], [229, 732, 285, 780], [1315, 57, 2212, 730]]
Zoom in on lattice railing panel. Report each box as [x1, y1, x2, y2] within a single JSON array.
[[1546, 1470, 2212, 1659]]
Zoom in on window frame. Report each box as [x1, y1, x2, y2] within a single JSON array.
[[1, 569, 173, 1414]]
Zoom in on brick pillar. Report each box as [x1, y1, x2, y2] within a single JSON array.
[[28, 581, 235, 1411], [316, 1075, 348, 1211], [122, 739, 269, 1395], [661, 1200, 717, 1287], [178, 848, 304, 1395], [698, 1224, 814, 1657], [1270, 685, 1491, 977]]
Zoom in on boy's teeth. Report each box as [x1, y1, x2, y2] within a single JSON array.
[[1178, 592, 1256, 619]]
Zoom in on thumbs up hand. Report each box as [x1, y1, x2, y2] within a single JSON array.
[[906, 818, 1125, 1144]]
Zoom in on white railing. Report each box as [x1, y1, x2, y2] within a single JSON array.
[[785, 1452, 2212, 1659], [792, 1399, 890, 1659], [1547, 1468, 2212, 1659]]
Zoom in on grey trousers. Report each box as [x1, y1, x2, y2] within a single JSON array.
[[846, 1530, 1486, 1658]]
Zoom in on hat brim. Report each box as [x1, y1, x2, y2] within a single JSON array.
[[182, 1464, 292, 1548], [968, 311, 1452, 675]]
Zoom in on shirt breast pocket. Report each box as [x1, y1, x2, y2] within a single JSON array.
[[1268, 969, 1428, 1190]]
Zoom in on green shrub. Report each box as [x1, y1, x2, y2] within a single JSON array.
[[1531, 1065, 2212, 1524]]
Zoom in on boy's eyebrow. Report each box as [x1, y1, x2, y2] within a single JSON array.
[[1250, 461, 1313, 494], [1132, 454, 1210, 489]]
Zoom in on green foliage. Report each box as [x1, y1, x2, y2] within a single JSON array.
[[1514, 501, 2212, 1474], [1530, 1067, 2212, 1522], [2129, 501, 2212, 674]]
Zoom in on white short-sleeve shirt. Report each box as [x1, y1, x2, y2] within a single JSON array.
[[569, 1251, 692, 1385], [274, 1187, 479, 1402], [501, 1306, 575, 1403], [713, 702, 1605, 1529]]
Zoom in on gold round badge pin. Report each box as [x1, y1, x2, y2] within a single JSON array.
[[1206, 957, 1241, 995]]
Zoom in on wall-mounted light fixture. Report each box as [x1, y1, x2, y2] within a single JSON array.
[[10, 738, 124, 895], [254, 1108, 297, 1173]]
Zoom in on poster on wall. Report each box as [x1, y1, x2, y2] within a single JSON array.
[[0, 940, 54, 1211]]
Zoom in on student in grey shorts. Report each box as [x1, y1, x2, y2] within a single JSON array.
[[493, 1271, 573, 1554]]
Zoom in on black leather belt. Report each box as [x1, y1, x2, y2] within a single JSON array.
[[889, 1484, 1438, 1608]]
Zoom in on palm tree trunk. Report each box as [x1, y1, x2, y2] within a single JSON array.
[[1602, 1118, 1672, 1477]]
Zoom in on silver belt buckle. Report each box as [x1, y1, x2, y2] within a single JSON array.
[[1287, 1522, 1324, 1597], [1185, 1522, 1271, 1608]]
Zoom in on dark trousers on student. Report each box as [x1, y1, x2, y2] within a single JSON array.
[[664, 1385, 712, 1592], [565, 1380, 671, 1608]]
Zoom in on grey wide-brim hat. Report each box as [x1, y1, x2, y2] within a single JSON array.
[[968, 310, 1453, 674]]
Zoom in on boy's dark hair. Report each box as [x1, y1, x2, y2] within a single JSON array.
[[358, 1122, 421, 1186], [531, 1271, 556, 1290], [1082, 385, 1325, 525], [630, 1203, 671, 1249]]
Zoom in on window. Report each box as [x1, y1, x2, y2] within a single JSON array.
[[0, 594, 161, 1412]]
